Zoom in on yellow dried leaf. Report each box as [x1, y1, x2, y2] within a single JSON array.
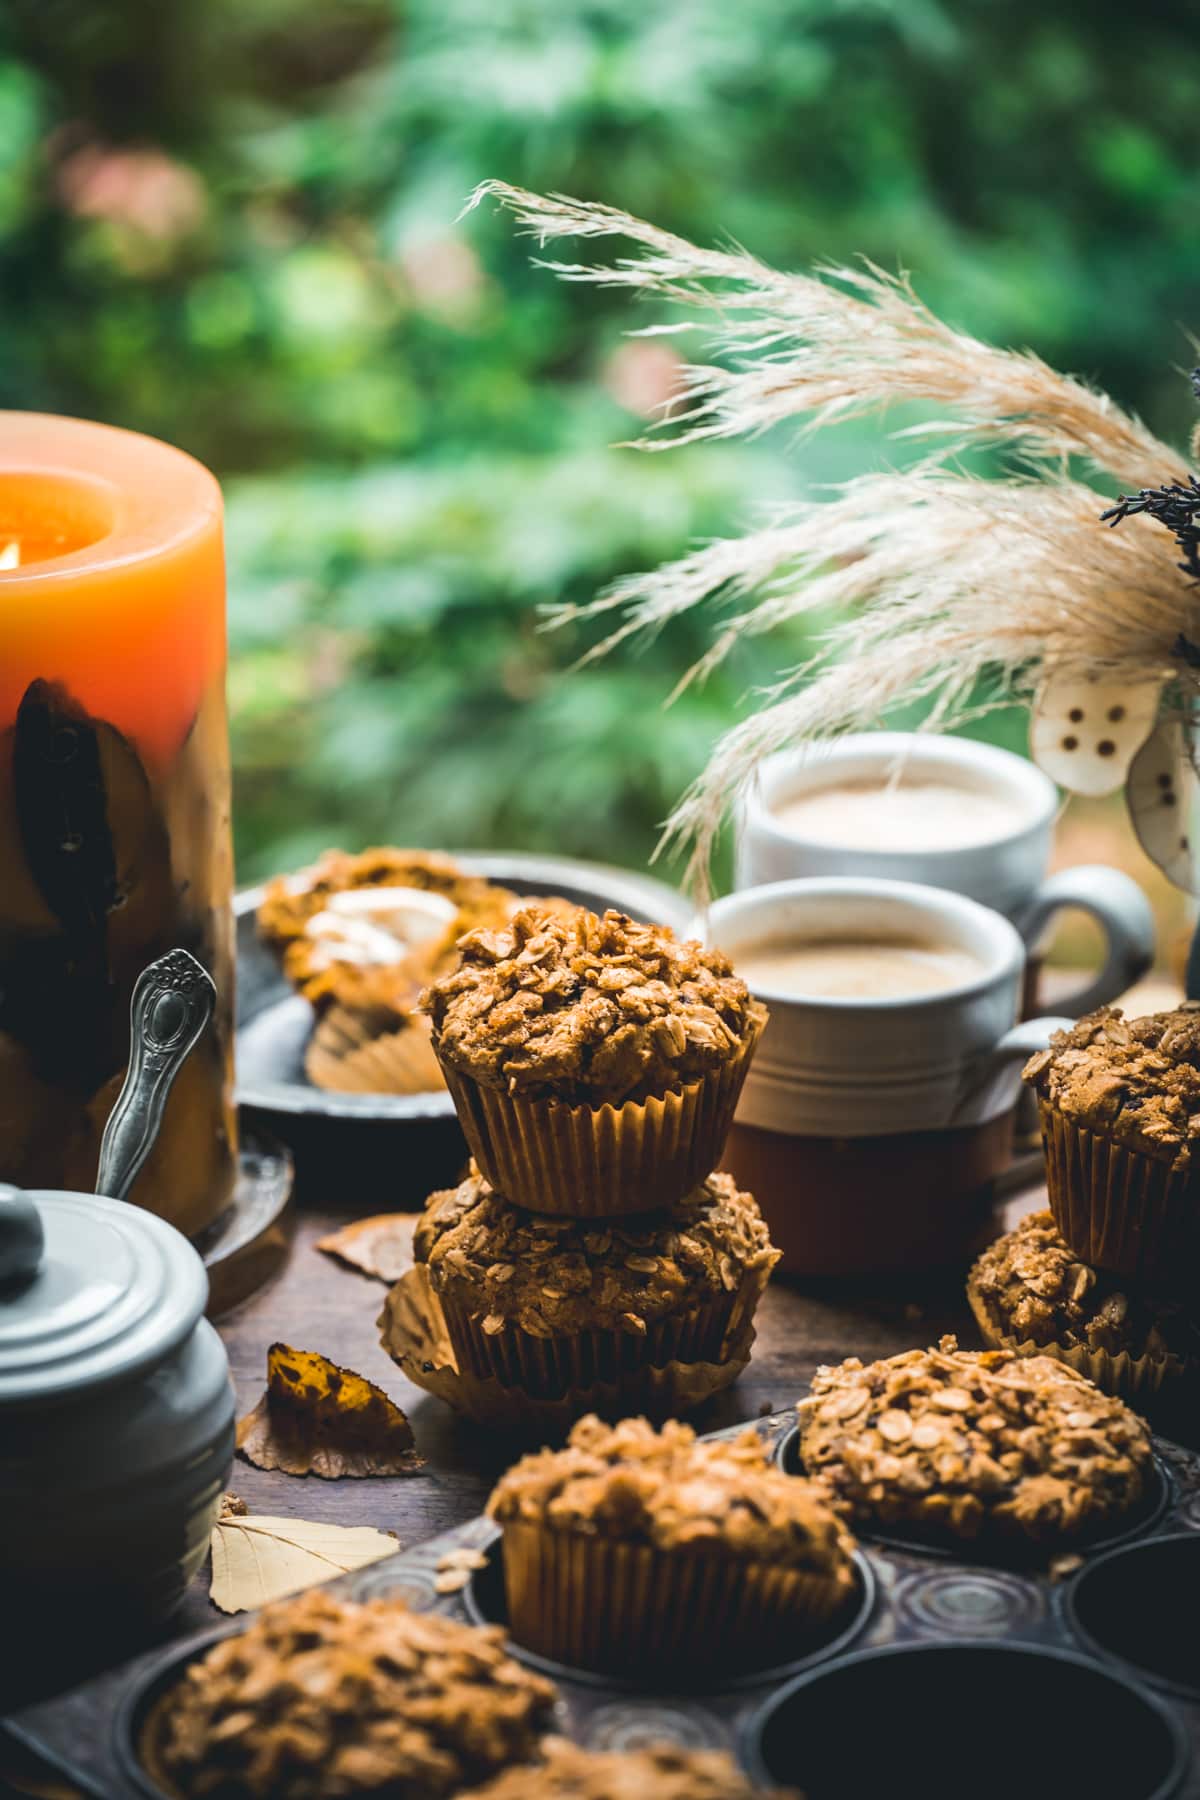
[[317, 1213, 414, 1284], [210, 1500, 398, 1613], [237, 1342, 424, 1478]]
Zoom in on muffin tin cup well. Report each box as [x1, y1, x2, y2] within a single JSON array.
[[774, 1423, 1173, 1564], [462, 1533, 877, 1694], [1041, 1103, 1200, 1290], [491, 1520, 858, 1684], [440, 1292, 739, 1400], [113, 1624, 241, 1800], [437, 1020, 762, 1219], [1064, 1533, 1200, 1701], [741, 1640, 1189, 1800]]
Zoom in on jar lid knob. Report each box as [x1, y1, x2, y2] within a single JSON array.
[[0, 1186, 44, 1285]]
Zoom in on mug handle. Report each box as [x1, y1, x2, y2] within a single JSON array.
[[950, 1015, 1075, 1126], [1014, 865, 1155, 1018]]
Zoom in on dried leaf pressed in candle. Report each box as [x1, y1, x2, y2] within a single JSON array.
[[316, 1213, 415, 1284], [5, 678, 174, 1089], [237, 1343, 424, 1479], [209, 1494, 398, 1613]]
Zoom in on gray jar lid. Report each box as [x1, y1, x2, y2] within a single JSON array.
[[0, 1187, 209, 1404]]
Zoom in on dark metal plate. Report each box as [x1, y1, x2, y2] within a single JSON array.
[[235, 852, 693, 1125]]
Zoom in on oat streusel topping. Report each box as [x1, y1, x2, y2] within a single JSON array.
[[1023, 1004, 1200, 1170], [414, 1167, 777, 1339], [421, 906, 766, 1103], [471, 1740, 799, 1800], [798, 1336, 1152, 1547], [156, 1589, 555, 1800], [970, 1211, 1200, 1363], [488, 1414, 856, 1582]]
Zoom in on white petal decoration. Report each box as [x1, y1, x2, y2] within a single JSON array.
[[1030, 675, 1163, 797], [1127, 718, 1200, 894]]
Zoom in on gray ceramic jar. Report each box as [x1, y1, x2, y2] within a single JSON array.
[[0, 1185, 234, 1618]]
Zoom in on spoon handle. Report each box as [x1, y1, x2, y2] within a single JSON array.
[[96, 949, 217, 1203]]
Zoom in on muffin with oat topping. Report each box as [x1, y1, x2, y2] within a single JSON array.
[[487, 1414, 856, 1677], [797, 1336, 1152, 1554], [411, 1165, 778, 1403], [1023, 1003, 1200, 1288], [472, 1740, 800, 1800], [967, 1209, 1200, 1411], [420, 905, 766, 1216], [144, 1588, 556, 1800]]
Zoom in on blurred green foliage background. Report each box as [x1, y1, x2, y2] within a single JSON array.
[[2, 0, 1198, 887]]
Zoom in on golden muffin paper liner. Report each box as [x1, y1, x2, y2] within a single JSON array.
[[967, 1276, 1194, 1414], [306, 1004, 445, 1095], [498, 1519, 848, 1677], [1039, 1101, 1200, 1290], [436, 1017, 763, 1219], [377, 1265, 761, 1432]]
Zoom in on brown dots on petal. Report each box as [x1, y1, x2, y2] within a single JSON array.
[[1061, 735, 1079, 751], [1068, 707, 1085, 723], [1097, 740, 1117, 757], [1108, 705, 1126, 723], [1158, 773, 1173, 789], [1163, 791, 1178, 808], [1181, 837, 1190, 853]]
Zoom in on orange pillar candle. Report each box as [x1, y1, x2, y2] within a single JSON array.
[[0, 413, 236, 1236]]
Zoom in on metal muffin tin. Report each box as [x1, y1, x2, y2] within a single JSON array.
[[8, 1410, 1200, 1798]]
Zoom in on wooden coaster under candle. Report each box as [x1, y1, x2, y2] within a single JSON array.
[[0, 412, 236, 1239]]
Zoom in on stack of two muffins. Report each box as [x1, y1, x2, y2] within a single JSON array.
[[969, 1005, 1200, 1417], [410, 904, 776, 1418]]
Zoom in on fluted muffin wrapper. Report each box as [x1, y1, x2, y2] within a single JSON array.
[[499, 1520, 848, 1677], [1039, 1101, 1200, 1291], [440, 1291, 737, 1400], [305, 1005, 446, 1095], [435, 1018, 763, 1218], [377, 1265, 760, 1434], [967, 1276, 1194, 1412]]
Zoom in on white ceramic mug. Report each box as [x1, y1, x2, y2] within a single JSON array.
[[736, 733, 1155, 1017], [705, 877, 1072, 1276]]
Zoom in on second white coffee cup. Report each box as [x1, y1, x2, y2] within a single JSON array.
[[706, 877, 1068, 1139]]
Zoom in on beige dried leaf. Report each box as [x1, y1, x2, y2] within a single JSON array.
[[237, 1342, 424, 1479], [210, 1500, 398, 1614], [316, 1213, 415, 1284]]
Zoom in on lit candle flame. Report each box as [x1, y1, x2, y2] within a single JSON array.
[[0, 542, 20, 570]]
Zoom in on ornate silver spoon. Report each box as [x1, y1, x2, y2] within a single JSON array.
[[95, 949, 216, 1202]]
